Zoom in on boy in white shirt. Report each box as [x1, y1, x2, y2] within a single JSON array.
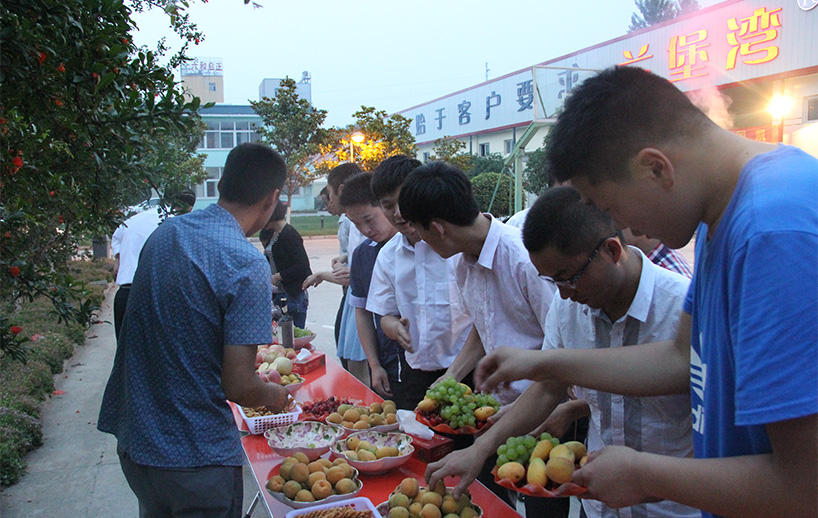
[[365, 156, 473, 409], [398, 161, 557, 405]]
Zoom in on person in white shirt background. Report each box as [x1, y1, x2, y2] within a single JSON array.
[[111, 188, 196, 338], [303, 163, 366, 373]]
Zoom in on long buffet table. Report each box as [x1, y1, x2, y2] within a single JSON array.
[[230, 356, 522, 518]]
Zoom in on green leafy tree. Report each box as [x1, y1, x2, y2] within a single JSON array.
[[317, 107, 416, 173], [430, 136, 473, 172], [250, 78, 329, 200], [471, 172, 513, 218], [629, 0, 699, 32], [468, 153, 507, 179], [524, 131, 556, 195], [0, 0, 207, 360]]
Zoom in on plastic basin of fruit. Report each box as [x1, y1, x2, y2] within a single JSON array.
[[329, 431, 414, 475], [283, 377, 305, 396], [268, 477, 363, 509], [376, 486, 482, 517], [263, 421, 344, 462], [284, 496, 382, 518]]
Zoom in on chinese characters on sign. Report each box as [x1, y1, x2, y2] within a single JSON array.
[[517, 80, 534, 111], [617, 5, 783, 82], [726, 7, 782, 69], [180, 57, 224, 77], [458, 101, 472, 125], [406, 3, 793, 139], [668, 29, 710, 82], [485, 91, 501, 119], [558, 65, 581, 98]]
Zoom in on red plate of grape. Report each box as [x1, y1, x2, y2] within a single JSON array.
[[414, 376, 500, 435]]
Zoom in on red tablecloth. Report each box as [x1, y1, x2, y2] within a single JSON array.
[[231, 358, 522, 517]]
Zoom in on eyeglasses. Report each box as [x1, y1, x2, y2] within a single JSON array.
[[540, 232, 618, 289]]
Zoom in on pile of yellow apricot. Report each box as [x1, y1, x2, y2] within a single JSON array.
[[326, 400, 398, 429], [266, 452, 359, 503]]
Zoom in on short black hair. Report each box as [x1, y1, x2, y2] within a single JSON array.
[[270, 201, 288, 221], [338, 172, 377, 208], [398, 161, 479, 229], [165, 187, 196, 211], [327, 162, 363, 192], [218, 143, 287, 205], [522, 186, 618, 256], [547, 66, 714, 185], [371, 155, 422, 199]]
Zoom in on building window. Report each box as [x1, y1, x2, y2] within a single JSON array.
[[208, 82, 216, 92], [198, 120, 262, 149], [807, 96, 818, 122], [195, 167, 223, 199], [479, 143, 490, 156], [504, 139, 514, 155], [422, 152, 431, 162]]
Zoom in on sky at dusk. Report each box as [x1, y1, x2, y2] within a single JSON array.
[[131, 0, 721, 128]]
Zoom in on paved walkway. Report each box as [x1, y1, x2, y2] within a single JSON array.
[[0, 233, 696, 518], [0, 237, 344, 518]]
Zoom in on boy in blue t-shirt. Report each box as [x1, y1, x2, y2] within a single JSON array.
[[474, 66, 817, 518]]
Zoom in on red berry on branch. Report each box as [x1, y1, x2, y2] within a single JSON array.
[[9, 266, 20, 277], [37, 52, 46, 64], [12, 156, 23, 168], [121, 38, 128, 44], [57, 63, 65, 73], [54, 99, 63, 106], [49, 190, 55, 196], [10, 326, 23, 336]]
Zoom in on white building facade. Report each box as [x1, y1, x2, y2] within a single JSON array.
[[399, 0, 818, 211]]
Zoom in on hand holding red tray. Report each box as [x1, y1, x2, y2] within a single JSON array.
[[491, 465, 587, 498]]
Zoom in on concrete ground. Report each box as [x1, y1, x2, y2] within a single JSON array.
[[0, 236, 344, 518], [0, 232, 696, 518]]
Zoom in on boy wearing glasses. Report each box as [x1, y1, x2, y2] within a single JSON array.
[[397, 161, 556, 407], [476, 67, 817, 518], [426, 186, 697, 518]]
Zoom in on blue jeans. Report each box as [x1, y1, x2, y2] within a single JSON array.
[[274, 290, 308, 330]]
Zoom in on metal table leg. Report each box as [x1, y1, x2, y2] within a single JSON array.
[[243, 491, 260, 518]]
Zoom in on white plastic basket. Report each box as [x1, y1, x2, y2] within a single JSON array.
[[237, 403, 302, 435], [284, 497, 382, 518]]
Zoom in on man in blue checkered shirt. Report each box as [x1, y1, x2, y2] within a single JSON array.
[[98, 143, 289, 518]]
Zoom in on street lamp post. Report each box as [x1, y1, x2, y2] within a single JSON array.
[[350, 131, 365, 163], [768, 94, 793, 143]]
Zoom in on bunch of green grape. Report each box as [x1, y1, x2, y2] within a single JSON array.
[[496, 432, 560, 467], [424, 376, 500, 429]]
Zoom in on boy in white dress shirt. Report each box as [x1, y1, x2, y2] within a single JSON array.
[[398, 161, 557, 405], [365, 155, 473, 409]]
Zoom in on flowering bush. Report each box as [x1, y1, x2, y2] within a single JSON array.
[[0, 0, 207, 360]]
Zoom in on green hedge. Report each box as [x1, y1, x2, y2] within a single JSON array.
[[0, 259, 112, 486]]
